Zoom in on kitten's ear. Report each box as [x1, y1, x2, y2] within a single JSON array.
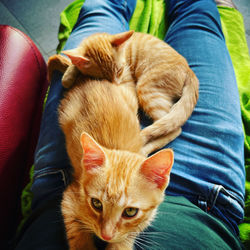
[[62, 49, 90, 68], [140, 149, 174, 190], [111, 30, 134, 47], [80, 132, 106, 173]]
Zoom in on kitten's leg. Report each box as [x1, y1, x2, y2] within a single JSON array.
[[140, 128, 181, 156], [62, 64, 80, 88], [106, 240, 133, 250], [47, 54, 71, 82], [66, 227, 96, 250]]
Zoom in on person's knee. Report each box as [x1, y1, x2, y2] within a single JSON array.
[[80, 0, 135, 22], [167, 0, 223, 40], [182, 0, 221, 25], [169, 0, 219, 21]]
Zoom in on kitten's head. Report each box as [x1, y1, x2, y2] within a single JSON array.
[[62, 31, 134, 83], [62, 132, 174, 244]]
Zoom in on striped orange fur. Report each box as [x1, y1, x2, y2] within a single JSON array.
[[62, 31, 199, 154], [48, 57, 174, 250]]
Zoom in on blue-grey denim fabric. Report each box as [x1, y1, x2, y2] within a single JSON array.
[[32, 0, 245, 237]]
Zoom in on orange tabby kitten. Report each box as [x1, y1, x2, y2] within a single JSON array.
[[61, 31, 199, 150], [48, 54, 179, 155], [49, 58, 174, 250]]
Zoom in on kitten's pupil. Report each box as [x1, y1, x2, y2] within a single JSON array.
[[122, 207, 138, 218], [91, 198, 103, 212]]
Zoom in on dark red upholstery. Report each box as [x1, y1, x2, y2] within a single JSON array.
[[0, 25, 49, 247]]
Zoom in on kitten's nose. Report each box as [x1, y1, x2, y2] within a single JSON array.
[[101, 232, 113, 241], [101, 221, 115, 241]]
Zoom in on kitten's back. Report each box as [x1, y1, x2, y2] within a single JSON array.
[[59, 77, 142, 174]]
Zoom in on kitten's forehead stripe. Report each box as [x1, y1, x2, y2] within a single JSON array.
[[117, 192, 126, 207], [104, 152, 140, 204], [85, 35, 115, 81]]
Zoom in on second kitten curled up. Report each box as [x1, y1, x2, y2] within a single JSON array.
[[60, 31, 199, 152]]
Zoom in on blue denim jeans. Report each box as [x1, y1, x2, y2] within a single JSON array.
[[32, 0, 245, 238]]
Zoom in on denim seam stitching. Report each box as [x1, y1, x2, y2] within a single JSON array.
[[34, 169, 67, 186], [210, 184, 223, 209]]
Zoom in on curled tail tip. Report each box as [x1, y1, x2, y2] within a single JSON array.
[[187, 69, 199, 100], [140, 70, 199, 144]]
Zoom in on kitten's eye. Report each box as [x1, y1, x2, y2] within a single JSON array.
[[91, 198, 103, 212], [122, 207, 138, 218]]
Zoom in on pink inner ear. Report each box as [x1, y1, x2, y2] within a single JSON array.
[[62, 49, 89, 68], [111, 30, 134, 47], [80, 133, 105, 172], [140, 149, 174, 190]]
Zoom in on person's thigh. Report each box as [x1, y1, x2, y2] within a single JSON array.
[[32, 0, 137, 210], [161, 0, 244, 235]]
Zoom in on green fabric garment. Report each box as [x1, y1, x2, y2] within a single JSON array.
[[20, 0, 250, 246], [16, 196, 243, 249], [56, 0, 85, 53], [129, 0, 167, 39], [149, 196, 243, 250], [218, 7, 250, 247]]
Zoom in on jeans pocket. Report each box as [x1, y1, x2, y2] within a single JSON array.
[[208, 184, 244, 235], [31, 168, 70, 210]]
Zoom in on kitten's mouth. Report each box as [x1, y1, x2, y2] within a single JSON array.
[[97, 232, 122, 243], [101, 233, 113, 242]]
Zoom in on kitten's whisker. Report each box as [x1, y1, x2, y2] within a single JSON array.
[[137, 239, 161, 249], [79, 226, 93, 233], [137, 235, 162, 245], [73, 219, 96, 233], [133, 240, 145, 249], [134, 236, 160, 250], [129, 231, 162, 247], [132, 236, 148, 249], [140, 232, 167, 237], [142, 227, 177, 239]]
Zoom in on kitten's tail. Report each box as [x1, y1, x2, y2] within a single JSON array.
[[140, 69, 199, 149], [47, 54, 71, 82]]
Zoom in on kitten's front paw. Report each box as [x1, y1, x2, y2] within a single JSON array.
[[62, 64, 80, 88], [62, 74, 75, 88]]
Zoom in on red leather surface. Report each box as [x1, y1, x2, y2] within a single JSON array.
[[0, 25, 49, 246]]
